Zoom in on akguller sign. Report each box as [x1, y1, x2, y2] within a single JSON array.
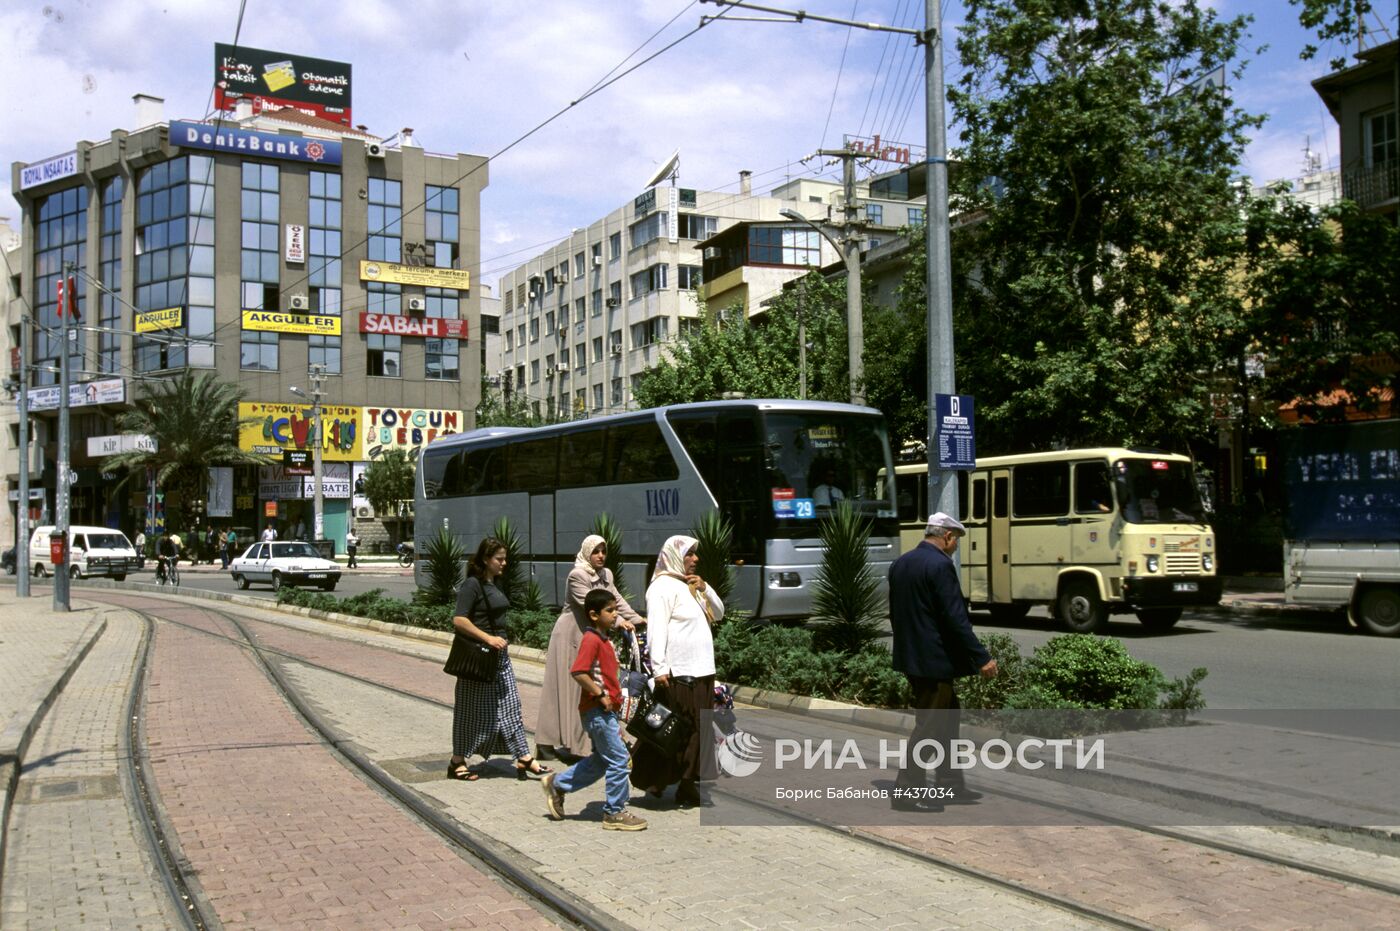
[[359, 312, 467, 339]]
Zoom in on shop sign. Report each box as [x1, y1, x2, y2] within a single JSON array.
[[264, 501, 278, 518], [241, 309, 341, 335], [258, 462, 351, 500], [359, 260, 471, 290], [214, 43, 353, 127], [239, 402, 361, 462], [358, 312, 467, 339], [87, 434, 157, 457], [28, 377, 126, 411], [20, 151, 79, 190], [285, 224, 304, 263], [172, 120, 342, 165], [362, 407, 462, 460], [236, 495, 255, 510], [135, 306, 183, 332]]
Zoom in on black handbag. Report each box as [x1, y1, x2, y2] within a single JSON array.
[[626, 686, 694, 757], [443, 635, 498, 681]]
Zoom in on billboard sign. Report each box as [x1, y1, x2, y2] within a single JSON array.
[[28, 378, 126, 411], [215, 43, 352, 125], [362, 407, 462, 460], [135, 306, 183, 332], [171, 120, 341, 166], [358, 312, 468, 339], [239, 402, 361, 462], [20, 151, 79, 190], [241, 309, 342, 336], [359, 261, 471, 290]]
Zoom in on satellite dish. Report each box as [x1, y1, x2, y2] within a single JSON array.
[[643, 150, 680, 189]]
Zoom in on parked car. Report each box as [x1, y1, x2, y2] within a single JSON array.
[[29, 525, 140, 580], [228, 541, 341, 592]]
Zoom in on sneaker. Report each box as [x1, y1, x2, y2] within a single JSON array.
[[542, 773, 565, 820], [601, 809, 648, 831]]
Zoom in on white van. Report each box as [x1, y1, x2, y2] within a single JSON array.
[[29, 525, 140, 581]]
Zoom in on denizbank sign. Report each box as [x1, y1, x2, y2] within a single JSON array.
[[171, 120, 341, 165], [242, 309, 341, 335]]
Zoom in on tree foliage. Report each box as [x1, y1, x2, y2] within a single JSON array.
[[632, 273, 851, 408], [362, 449, 415, 542], [475, 375, 559, 428], [947, 0, 1261, 452], [1243, 194, 1399, 421], [1290, 0, 1379, 69], [105, 370, 270, 528]]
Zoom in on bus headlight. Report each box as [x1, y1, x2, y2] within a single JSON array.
[[1145, 555, 1159, 573], [768, 571, 801, 588], [1202, 554, 1213, 572]]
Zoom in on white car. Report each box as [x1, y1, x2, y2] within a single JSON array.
[[29, 525, 140, 580], [228, 541, 341, 592]]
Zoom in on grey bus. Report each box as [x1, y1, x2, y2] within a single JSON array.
[[414, 399, 900, 621]]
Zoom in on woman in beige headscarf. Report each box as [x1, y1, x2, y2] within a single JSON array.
[[535, 533, 643, 761], [629, 534, 724, 808]]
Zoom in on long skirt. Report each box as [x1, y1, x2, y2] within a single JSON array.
[[630, 674, 716, 790], [535, 608, 593, 756], [451, 653, 530, 761]]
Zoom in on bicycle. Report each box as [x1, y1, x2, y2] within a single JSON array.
[[397, 542, 415, 567], [156, 555, 181, 587]]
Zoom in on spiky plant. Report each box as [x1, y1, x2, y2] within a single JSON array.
[[490, 515, 527, 604], [416, 527, 466, 606], [590, 512, 631, 600], [691, 509, 736, 608], [810, 500, 885, 654]]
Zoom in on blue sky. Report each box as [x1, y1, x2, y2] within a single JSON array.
[[1, 0, 1382, 291]]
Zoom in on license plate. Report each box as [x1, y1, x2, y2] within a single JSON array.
[[308, 573, 327, 579], [1173, 581, 1198, 592]]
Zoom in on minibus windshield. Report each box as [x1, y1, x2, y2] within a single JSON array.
[[1115, 458, 1206, 524]]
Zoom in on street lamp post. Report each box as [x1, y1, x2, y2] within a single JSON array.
[[289, 365, 327, 546], [779, 208, 864, 405]]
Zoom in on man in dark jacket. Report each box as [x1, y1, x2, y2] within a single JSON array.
[[888, 512, 997, 812]]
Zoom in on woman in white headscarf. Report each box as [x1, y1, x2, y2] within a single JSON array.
[[630, 534, 724, 808], [535, 533, 643, 761]]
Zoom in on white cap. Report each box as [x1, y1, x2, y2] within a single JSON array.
[[925, 512, 966, 536]]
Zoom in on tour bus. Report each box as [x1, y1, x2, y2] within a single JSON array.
[[414, 400, 900, 621], [886, 449, 1220, 633]]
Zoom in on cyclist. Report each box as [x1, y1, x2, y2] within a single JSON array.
[[156, 533, 178, 584]]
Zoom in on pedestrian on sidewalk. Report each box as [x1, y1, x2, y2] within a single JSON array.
[[345, 528, 360, 568], [888, 512, 997, 813], [536, 533, 643, 763], [204, 526, 216, 565], [223, 527, 237, 569], [446, 537, 553, 783], [542, 589, 647, 831]]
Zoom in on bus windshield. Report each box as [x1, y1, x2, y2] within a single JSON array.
[[762, 412, 898, 526], [1115, 458, 1206, 525]]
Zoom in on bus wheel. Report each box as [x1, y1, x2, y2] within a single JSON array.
[[1136, 608, 1183, 632], [1057, 580, 1108, 634], [1357, 586, 1400, 638], [988, 604, 1031, 623]]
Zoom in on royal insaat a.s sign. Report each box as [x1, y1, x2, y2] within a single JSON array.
[[20, 151, 79, 190], [215, 44, 352, 126], [172, 120, 342, 166]]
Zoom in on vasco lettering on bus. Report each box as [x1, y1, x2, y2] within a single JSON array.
[[646, 488, 680, 518]]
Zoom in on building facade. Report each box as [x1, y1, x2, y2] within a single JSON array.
[[1313, 37, 1398, 219], [6, 96, 487, 552]]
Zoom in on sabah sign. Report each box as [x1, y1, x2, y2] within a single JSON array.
[[359, 261, 471, 290], [214, 43, 353, 126], [20, 151, 79, 190], [239, 402, 361, 462], [242, 309, 341, 336], [934, 393, 976, 470], [359, 312, 467, 339], [172, 120, 341, 166], [362, 407, 462, 460], [135, 307, 182, 333]]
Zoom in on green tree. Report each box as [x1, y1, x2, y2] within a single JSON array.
[[1291, 0, 1379, 69], [105, 370, 270, 529], [1243, 194, 1399, 421], [362, 449, 416, 544], [475, 375, 556, 427], [948, 0, 1260, 452], [861, 228, 935, 447], [632, 273, 850, 408]]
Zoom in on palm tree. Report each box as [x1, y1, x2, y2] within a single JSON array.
[[104, 370, 271, 529]]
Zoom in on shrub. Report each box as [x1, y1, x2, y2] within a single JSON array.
[[416, 528, 466, 607], [691, 510, 737, 607], [490, 516, 527, 604], [590, 512, 632, 601], [956, 633, 1030, 710], [509, 608, 557, 650], [1160, 666, 1209, 711], [837, 644, 913, 707], [1020, 635, 1166, 710], [809, 500, 885, 655]]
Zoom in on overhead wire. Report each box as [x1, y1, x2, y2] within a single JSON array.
[[819, 1, 862, 151]]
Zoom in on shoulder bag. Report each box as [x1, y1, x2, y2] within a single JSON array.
[[626, 683, 694, 757], [443, 578, 500, 682]]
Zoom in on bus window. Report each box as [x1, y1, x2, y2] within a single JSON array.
[[993, 476, 1008, 518], [558, 426, 606, 488], [971, 477, 987, 520], [509, 436, 559, 491], [957, 471, 969, 521], [1013, 461, 1069, 517], [421, 448, 457, 498], [463, 444, 507, 494], [439, 451, 464, 497], [607, 421, 678, 484], [667, 413, 719, 488], [895, 473, 921, 521], [1075, 461, 1113, 513]]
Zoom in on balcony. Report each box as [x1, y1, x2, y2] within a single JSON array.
[[1342, 161, 1398, 210]]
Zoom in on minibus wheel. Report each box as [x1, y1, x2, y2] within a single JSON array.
[[1357, 586, 1400, 637], [1057, 579, 1107, 634], [1136, 607, 1182, 631]]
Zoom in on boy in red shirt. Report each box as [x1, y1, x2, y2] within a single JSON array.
[[543, 589, 648, 831]]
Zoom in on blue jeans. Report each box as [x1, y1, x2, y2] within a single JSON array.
[[553, 707, 629, 814]]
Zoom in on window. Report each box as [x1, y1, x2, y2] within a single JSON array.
[[1075, 461, 1113, 514], [591, 289, 602, 317], [515, 323, 525, 347], [367, 178, 402, 314], [592, 336, 603, 362], [515, 364, 525, 387], [593, 384, 604, 410], [609, 330, 623, 353], [591, 242, 602, 267], [425, 184, 459, 245], [575, 342, 586, 369], [98, 177, 122, 374], [505, 330, 514, 351], [748, 226, 820, 266], [611, 377, 624, 408], [530, 359, 540, 383], [367, 333, 401, 377], [866, 203, 884, 225], [530, 318, 539, 341], [559, 347, 570, 367], [309, 335, 341, 374], [545, 310, 555, 335], [608, 232, 621, 260], [240, 329, 278, 371], [677, 214, 717, 240], [1365, 108, 1396, 168], [545, 268, 556, 292], [632, 316, 668, 347], [971, 477, 987, 520], [609, 281, 621, 306], [425, 338, 459, 380], [630, 263, 668, 299], [907, 207, 925, 225], [308, 170, 342, 372], [572, 297, 584, 325], [677, 264, 702, 290], [239, 162, 280, 371], [559, 260, 570, 281], [606, 421, 678, 483], [575, 251, 586, 277], [629, 212, 668, 249], [1013, 462, 1070, 517]]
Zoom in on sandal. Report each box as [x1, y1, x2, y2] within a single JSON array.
[[447, 760, 479, 781], [515, 757, 553, 780]]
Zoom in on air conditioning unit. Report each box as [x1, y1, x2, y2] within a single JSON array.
[[593, 255, 603, 267], [529, 290, 539, 300], [703, 247, 720, 260], [366, 142, 386, 159], [356, 505, 373, 518], [288, 294, 309, 311], [406, 296, 426, 312], [606, 297, 620, 308], [611, 345, 623, 357]]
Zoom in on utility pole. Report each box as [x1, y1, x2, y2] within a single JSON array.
[[290, 364, 326, 546], [797, 280, 807, 400], [17, 315, 31, 596], [924, 0, 960, 521], [54, 264, 74, 611]]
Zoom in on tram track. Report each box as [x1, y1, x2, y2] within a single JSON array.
[[89, 590, 1400, 929]]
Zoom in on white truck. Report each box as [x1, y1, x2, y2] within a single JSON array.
[[1281, 419, 1400, 636]]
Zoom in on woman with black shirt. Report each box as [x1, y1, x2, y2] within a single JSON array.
[[447, 537, 553, 781]]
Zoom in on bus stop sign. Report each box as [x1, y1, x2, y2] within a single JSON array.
[[935, 394, 976, 470]]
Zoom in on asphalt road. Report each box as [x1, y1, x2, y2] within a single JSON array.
[[21, 565, 1398, 711]]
